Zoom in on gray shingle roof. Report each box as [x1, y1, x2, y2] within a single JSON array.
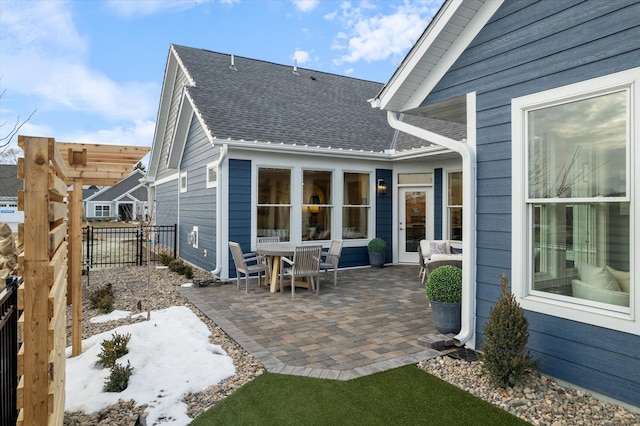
[[172, 45, 396, 152], [0, 165, 22, 197]]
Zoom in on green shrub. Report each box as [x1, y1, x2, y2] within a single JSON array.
[[96, 332, 131, 368], [158, 251, 173, 266], [425, 265, 462, 303], [89, 284, 115, 314], [104, 361, 134, 392], [183, 264, 194, 279], [169, 259, 186, 274], [480, 274, 538, 388], [367, 238, 387, 253]]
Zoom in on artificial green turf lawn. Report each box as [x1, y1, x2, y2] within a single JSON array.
[[190, 365, 529, 426]]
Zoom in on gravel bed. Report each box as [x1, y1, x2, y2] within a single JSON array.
[[63, 265, 639, 425], [419, 354, 639, 425]]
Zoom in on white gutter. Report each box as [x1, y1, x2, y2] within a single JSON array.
[[386, 106, 476, 347], [210, 143, 228, 277]]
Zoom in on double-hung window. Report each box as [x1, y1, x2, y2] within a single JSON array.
[[342, 172, 370, 240], [512, 67, 638, 335], [257, 168, 291, 242]]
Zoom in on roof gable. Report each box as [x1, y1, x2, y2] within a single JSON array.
[[371, 0, 504, 114], [86, 169, 146, 202]]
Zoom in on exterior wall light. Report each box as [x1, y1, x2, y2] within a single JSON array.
[[377, 179, 388, 195]]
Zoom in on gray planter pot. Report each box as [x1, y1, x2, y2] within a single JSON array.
[[430, 301, 461, 334], [368, 250, 386, 268]]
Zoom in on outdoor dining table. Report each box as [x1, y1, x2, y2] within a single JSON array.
[[256, 244, 312, 293], [256, 244, 295, 293]]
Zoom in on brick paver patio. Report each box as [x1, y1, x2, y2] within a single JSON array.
[[180, 265, 447, 380]]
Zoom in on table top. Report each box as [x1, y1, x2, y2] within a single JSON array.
[[256, 244, 296, 256]]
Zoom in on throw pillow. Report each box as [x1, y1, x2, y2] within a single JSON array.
[[429, 240, 448, 255], [577, 262, 620, 291], [606, 266, 630, 293]]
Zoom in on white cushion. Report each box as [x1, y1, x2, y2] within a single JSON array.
[[430, 253, 463, 262], [606, 266, 630, 293], [572, 279, 628, 307], [577, 262, 620, 291]]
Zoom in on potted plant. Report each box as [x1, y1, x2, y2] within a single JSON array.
[[425, 265, 462, 334], [367, 238, 387, 268]]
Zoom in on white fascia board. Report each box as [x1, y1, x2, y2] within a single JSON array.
[[167, 92, 194, 169], [374, 0, 503, 113]]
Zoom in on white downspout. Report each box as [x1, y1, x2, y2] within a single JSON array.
[[210, 143, 228, 276], [386, 107, 477, 347]]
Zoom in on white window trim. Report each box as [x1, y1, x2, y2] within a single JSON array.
[[206, 162, 218, 189], [180, 171, 188, 193], [512, 67, 638, 336]]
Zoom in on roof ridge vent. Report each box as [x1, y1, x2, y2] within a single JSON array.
[[229, 54, 237, 71], [292, 58, 299, 75]]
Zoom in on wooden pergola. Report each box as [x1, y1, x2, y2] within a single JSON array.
[[58, 142, 150, 356]]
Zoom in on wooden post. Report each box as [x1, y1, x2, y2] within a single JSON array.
[[22, 136, 52, 424], [69, 180, 83, 356]]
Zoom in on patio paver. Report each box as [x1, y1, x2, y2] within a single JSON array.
[[180, 265, 445, 380]]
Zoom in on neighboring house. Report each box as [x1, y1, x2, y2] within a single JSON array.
[[0, 164, 23, 232], [370, 0, 639, 408], [84, 169, 148, 221], [146, 44, 466, 279]]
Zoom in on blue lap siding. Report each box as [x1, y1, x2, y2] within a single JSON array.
[[227, 159, 252, 278], [420, 0, 640, 406]]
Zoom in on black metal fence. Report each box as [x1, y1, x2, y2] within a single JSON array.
[[83, 224, 177, 269], [1, 277, 20, 426]]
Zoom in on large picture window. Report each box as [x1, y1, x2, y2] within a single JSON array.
[[342, 172, 369, 239], [257, 168, 291, 242], [302, 170, 332, 241], [512, 67, 637, 335]]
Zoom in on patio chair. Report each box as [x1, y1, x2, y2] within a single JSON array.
[[320, 240, 343, 287], [280, 245, 322, 298], [229, 242, 269, 294], [257, 236, 280, 245]]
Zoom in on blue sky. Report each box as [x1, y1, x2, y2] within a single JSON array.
[[1, 0, 443, 155]]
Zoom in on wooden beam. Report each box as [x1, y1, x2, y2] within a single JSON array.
[[21, 136, 52, 424], [69, 180, 83, 357]]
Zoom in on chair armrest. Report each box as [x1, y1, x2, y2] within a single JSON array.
[[244, 255, 265, 264], [281, 256, 293, 266]]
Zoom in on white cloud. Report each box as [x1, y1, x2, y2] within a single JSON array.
[[0, 1, 159, 122], [330, 1, 442, 65], [67, 120, 155, 148], [293, 50, 311, 65], [292, 0, 319, 12]]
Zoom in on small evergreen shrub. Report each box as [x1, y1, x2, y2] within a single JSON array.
[[89, 284, 115, 313], [158, 251, 172, 266], [183, 264, 194, 279], [480, 274, 538, 388], [168, 259, 186, 274], [425, 265, 462, 303], [96, 332, 131, 368], [104, 361, 134, 392], [367, 238, 387, 252]]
